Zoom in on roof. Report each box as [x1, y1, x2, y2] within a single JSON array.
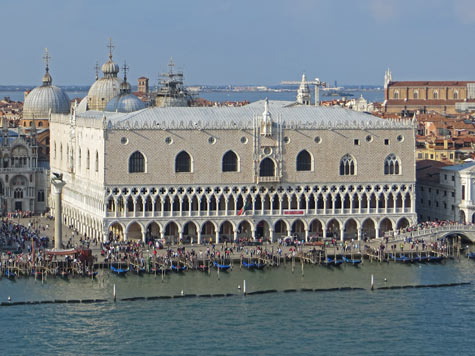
[[389, 81, 472, 87], [416, 160, 452, 183], [441, 161, 475, 172], [77, 100, 414, 130]]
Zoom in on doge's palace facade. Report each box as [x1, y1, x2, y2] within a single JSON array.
[[50, 99, 417, 243]]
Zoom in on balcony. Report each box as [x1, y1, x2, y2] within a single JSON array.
[[256, 176, 281, 184]]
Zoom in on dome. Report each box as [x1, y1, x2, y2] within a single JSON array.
[[86, 76, 121, 111], [76, 96, 88, 113], [120, 80, 132, 93], [102, 59, 119, 77], [23, 83, 70, 119], [105, 93, 146, 113]]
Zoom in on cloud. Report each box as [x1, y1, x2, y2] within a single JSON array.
[[453, 0, 475, 23]]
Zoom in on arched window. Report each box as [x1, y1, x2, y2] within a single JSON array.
[[394, 90, 399, 99], [54, 142, 56, 159], [86, 150, 90, 170], [95, 151, 99, 172], [175, 151, 191, 172], [384, 154, 400, 175], [454, 90, 459, 99], [60, 144, 62, 161], [259, 158, 275, 177], [296, 150, 312, 171], [433, 90, 439, 99], [78, 149, 81, 170], [14, 188, 23, 199], [340, 154, 356, 176], [129, 151, 145, 173], [222, 151, 238, 172], [413, 90, 419, 99]]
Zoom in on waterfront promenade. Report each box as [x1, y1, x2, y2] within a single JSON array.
[[0, 215, 467, 280]]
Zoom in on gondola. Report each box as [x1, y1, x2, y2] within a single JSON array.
[[242, 261, 256, 269], [130, 265, 146, 274], [428, 255, 444, 263], [412, 255, 429, 263], [213, 261, 231, 271], [341, 256, 362, 265], [110, 265, 129, 275], [389, 254, 410, 263], [325, 257, 344, 267], [254, 263, 266, 270], [4, 270, 16, 279], [171, 264, 187, 272]]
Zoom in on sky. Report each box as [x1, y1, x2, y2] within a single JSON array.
[[2, 0, 475, 86]]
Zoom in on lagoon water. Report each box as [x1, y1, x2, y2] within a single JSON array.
[[1, 259, 474, 355], [0, 88, 385, 104]]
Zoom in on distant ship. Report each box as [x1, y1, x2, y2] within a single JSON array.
[[322, 90, 354, 97]]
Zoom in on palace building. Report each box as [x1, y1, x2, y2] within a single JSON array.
[[49, 68, 417, 242]]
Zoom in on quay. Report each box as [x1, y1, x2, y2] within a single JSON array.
[[0, 216, 472, 280]]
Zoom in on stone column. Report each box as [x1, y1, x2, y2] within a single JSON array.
[[51, 177, 66, 250]]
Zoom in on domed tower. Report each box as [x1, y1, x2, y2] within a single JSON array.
[[86, 39, 121, 111], [22, 48, 70, 128], [296, 74, 311, 105], [105, 62, 146, 113]]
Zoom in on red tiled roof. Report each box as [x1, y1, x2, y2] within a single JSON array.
[[389, 81, 472, 87]]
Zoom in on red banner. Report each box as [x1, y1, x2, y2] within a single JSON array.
[[283, 210, 304, 215]]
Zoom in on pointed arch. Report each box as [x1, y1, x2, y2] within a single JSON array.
[[129, 151, 145, 173], [175, 150, 192, 172], [384, 154, 401, 175], [296, 149, 312, 171], [222, 150, 239, 172], [340, 154, 356, 175]]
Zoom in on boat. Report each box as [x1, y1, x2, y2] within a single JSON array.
[[171, 264, 187, 272], [412, 255, 429, 263], [5, 270, 16, 279], [130, 265, 146, 274], [342, 256, 361, 265], [242, 261, 256, 269], [254, 263, 266, 270], [325, 257, 344, 267], [428, 255, 444, 263], [213, 261, 231, 271], [390, 254, 410, 263], [60, 271, 69, 278], [110, 265, 129, 275], [468, 252, 475, 260]]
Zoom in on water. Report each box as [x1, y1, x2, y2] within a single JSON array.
[[0, 88, 384, 104], [1, 259, 474, 355]]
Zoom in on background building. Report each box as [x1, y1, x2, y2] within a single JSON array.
[[416, 160, 475, 223], [383, 69, 475, 115]]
